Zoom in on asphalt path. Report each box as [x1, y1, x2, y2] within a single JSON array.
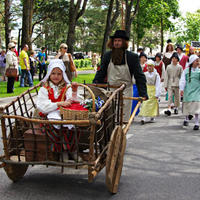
[[0, 93, 200, 199]]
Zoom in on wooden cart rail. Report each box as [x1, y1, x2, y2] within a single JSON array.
[[0, 83, 144, 193]]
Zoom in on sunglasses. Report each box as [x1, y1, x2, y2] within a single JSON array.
[[11, 46, 15, 48], [63, 47, 67, 49]]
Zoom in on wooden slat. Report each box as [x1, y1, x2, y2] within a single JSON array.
[[112, 134, 126, 193]]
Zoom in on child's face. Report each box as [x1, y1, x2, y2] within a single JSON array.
[[147, 65, 154, 72], [140, 56, 147, 64], [192, 58, 199, 68], [50, 67, 63, 85], [155, 57, 160, 62], [172, 57, 178, 65]]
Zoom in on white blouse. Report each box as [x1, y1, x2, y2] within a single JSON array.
[[145, 70, 161, 98], [37, 82, 72, 114], [179, 67, 199, 91]]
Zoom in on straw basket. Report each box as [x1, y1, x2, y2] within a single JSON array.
[[60, 83, 96, 120]]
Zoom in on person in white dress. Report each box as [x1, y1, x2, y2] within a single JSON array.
[[139, 59, 161, 124]]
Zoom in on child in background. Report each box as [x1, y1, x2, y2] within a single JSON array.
[[154, 53, 165, 81], [164, 52, 183, 116], [139, 60, 161, 124], [37, 59, 82, 161], [179, 55, 200, 130], [29, 51, 36, 81], [139, 52, 148, 72]]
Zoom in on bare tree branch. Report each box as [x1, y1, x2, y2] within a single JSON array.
[[131, 0, 140, 21], [111, 0, 120, 28], [32, 16, 48, 34], [76, 0, 88, 20], [31, 31, 44, 43]]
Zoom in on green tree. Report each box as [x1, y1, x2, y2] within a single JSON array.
[[132, 0, 179, 52], [175, 10, 200, 44]]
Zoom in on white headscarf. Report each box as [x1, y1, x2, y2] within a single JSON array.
[[146, 59, 155, 66], [188, 54, 199, 66], [41, 59, 70, 83]]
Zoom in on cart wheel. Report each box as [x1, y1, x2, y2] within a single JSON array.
[[106, 125, 127, 194], [4, 162, 28, 182]]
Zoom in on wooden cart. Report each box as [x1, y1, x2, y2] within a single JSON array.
[[0, 83, 142, 194]]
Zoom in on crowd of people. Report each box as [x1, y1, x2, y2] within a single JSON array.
[[0, 29, 199, 163], [93, 30, 200, 131], [0, 30, 200, 133], [0, 42, 77, 94], [136, 41, 200, 131]]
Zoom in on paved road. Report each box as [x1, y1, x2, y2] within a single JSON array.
[[0, 94, 200, 199]]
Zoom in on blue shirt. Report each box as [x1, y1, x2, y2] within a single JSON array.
[[0, 54, 6, 68], [37, 52, 46, 65]]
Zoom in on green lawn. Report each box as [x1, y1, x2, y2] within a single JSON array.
[[0, 73, 95, 98]]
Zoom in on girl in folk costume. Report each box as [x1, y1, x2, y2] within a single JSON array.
[[176, 45, 188, 70], [164, 52, 183, 116], [37, 59, 82, 161], [55, 43, 77, 82], [154, 53, 165, 81], [139, 52, 148, 72], [162, 43, 174, 69], [179, 55, 200, 130], [139, 60, 161, 124]]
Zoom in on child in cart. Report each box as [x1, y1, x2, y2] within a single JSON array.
[[179, 55, 200, 130], [37, 59, 83, 161], [139, 60, 161, 124]]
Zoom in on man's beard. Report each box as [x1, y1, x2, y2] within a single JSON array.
[[111, 48, 125, 65]]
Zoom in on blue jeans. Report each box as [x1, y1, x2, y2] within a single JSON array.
[[20, 69, 33, 87]]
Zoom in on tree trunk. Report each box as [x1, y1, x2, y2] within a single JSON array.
[[125, 0, 140, 38], [101, 0, 120, 60], [132, 36, 135, 52], [160, 16, 164, 53], [21, 0, 34, 50], [4, 0, 11, 50], [101, 0, 114, 60], [66, 0, 88, 54]]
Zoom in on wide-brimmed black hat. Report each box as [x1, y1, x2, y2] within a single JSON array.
[[171, 52, 180, 61], [110, 30, 129, 41]]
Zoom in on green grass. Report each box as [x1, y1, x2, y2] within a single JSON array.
[[73, 73, 95, 84], [0, 80, 40, 98], [0, 73, 95, 98], [77, 67, 94, 71]]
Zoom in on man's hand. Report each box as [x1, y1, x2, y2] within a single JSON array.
[[142, 97, 148, 101]]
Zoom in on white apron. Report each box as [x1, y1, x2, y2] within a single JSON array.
[[107, 54, 133, 122]]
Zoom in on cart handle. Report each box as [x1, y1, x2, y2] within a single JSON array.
[[123, 101, 142, 135], [61, 83, 96, 112], [123, 96, 145, 101]]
